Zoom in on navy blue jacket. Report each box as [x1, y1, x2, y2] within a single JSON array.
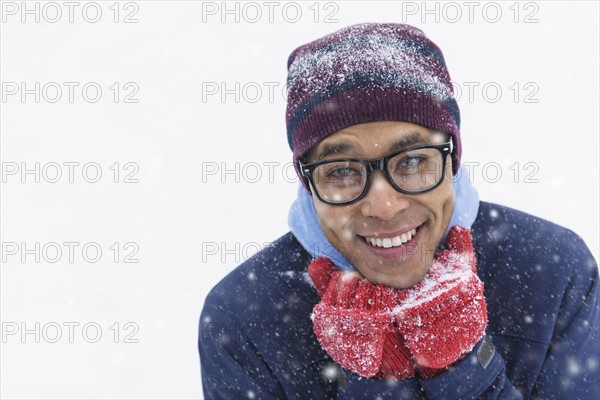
[[199, 202, 599, 399]]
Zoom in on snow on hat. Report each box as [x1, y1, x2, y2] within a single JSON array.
[[286, 23, 461, 184]]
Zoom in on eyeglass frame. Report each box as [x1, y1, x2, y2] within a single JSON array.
[[298, 140, 454, 206]]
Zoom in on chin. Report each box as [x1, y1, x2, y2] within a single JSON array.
[[355, 258, 431, 289], [373, 271, 426, 289]]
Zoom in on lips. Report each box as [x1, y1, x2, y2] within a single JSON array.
[[364, 229, 418, 248], [360, 224, 423, 249], [357, 224, 424, 262]]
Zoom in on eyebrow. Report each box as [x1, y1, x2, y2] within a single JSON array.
[[388, 132, 431, 152], [316, 142, 359, 160], [315, 131, 433, 160]]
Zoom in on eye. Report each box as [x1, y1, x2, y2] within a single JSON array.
[[316, 162, 365, 185], [396, 155, 427, 173], [326, 166, 361, 179], [400, 156, 423, 168]]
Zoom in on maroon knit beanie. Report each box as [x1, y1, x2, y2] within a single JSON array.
[[285, 23, 461, 184]]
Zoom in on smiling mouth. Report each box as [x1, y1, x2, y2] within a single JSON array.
[[362, 228, 419, 248]]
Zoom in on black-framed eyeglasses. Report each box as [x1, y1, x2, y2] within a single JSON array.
[[299, 141, 453, 205]]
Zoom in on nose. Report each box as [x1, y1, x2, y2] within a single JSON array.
[[359, 171, 410, 220]]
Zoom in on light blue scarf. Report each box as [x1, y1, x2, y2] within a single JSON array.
[[288, 166, 480, 272]]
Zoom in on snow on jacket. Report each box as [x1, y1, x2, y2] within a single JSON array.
[[198, 202, 600, 399]]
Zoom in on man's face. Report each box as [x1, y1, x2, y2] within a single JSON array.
[[305, 121, 454, 289]]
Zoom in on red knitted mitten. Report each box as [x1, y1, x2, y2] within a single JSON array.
[[394, 226, 488, 378], [309, 257, 414, 380]]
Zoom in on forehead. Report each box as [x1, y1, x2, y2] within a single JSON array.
[[307, 121, 446, 161]]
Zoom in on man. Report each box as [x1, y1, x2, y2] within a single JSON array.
[[199, 23, 599, 399]]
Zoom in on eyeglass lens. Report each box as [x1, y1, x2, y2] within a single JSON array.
[[312, 147, 445, 203]]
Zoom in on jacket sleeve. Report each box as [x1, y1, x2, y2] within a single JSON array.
[[529, 242, 599, 399], [198, 289, 285, 400], [416, 335, 523, 399], [419, 238, 600, 400], [341, 334, 524, 399], [345, 274, 599, 400], [344, 239, 600, 399]]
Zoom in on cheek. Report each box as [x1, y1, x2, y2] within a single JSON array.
[[418, 176, 454, 234], [413, 159, 454, 218], [439, 182, 454, 210], [315, 207, 349, 233], [313, 201, 355, 243], [429, 178, 455, 233], [434, 165, 455, 208]]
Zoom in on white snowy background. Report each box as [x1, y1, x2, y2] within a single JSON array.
[[1, 1, 598, 398]]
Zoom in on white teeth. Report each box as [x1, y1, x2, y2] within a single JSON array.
[[365, 228, 418, 248]]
